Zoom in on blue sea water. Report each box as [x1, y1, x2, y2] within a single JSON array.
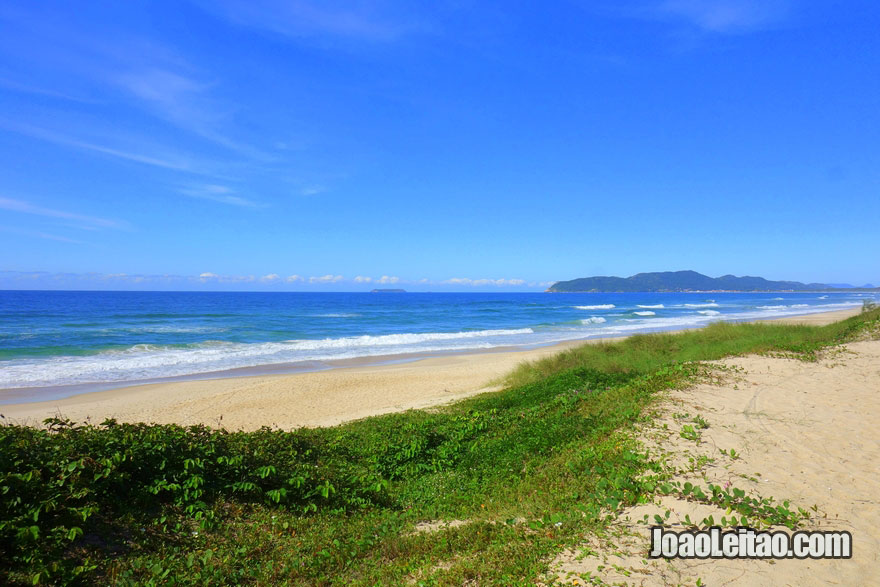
[[0, 290, 874, 399]]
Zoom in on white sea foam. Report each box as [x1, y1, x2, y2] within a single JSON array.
[[573, 304, 615, 310], [683, 303, 720, 308], [772, 297, 784, 301], [819, 295, 828, 299], [516, 301, 863, 353], [280, 329, 534, 349], [698, 310, 720, 316], [633, 311, 656, 316], [758, 305, 786, 310], [581, 317, 606, 324], [311, 313, 361, 318], [637, 304, 664, 309], [118, 326, 227, 334], [0, 328, 535, 388], [592, 314, 713, 334]]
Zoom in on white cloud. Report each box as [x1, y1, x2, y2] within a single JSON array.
[[309, 274, 344, 283], [0, 267, 546, 290], [214, 274, 256, 283], [442, 277, 528, 287]]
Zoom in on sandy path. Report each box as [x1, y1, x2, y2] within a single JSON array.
[[0, 308, 861, 431], [551, 325, 880, 585]]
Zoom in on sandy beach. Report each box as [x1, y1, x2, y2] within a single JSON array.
[[0, 308, 861, 431]]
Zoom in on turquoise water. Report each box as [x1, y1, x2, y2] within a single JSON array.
[[0, 290, 873, 396]]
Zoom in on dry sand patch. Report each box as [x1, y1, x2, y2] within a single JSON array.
[[551, 339, 880, 586]]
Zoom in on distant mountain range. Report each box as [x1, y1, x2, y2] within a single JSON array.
[[547, 271, 879, 293], [826, 283, 876, 289]]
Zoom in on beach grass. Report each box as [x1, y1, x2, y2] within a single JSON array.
[[2, 307, 878, 585], [502, 310, 877, 388]]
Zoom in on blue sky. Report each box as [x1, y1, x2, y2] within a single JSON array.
[[0, 0, 878, 291]]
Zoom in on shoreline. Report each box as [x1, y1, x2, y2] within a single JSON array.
[[0, 303, 862, 402], [0, 308, 861, 430]]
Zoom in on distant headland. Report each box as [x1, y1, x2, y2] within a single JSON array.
[[371, 288, 407, 293], [547, 270, 879, 293]]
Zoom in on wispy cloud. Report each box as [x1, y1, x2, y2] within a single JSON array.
[[115, 67, 271, 160], [194, 0, 425, 43], [178, 184, 263, 207], [0, 6, 271, 170], [1, 120, 199, 172], [0, 196, 126, 229], [117, 68, 207, 111], [0, 77, 99, 104], [300, 185, 326, 196], [656, 0, 792, 34], [0, 225, 85, 244]]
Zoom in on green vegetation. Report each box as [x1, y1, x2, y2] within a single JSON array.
[[2, 308, 879, 585], [502, 312, 875, 387], [546, 269, 870, 292]]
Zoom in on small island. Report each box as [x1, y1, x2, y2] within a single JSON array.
[[370, 288, 407, 293]]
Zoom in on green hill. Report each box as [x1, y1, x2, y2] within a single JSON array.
[[547, 270, 838, 293]]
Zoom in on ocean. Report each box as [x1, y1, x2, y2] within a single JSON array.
[[0, 290, 874, 401]]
